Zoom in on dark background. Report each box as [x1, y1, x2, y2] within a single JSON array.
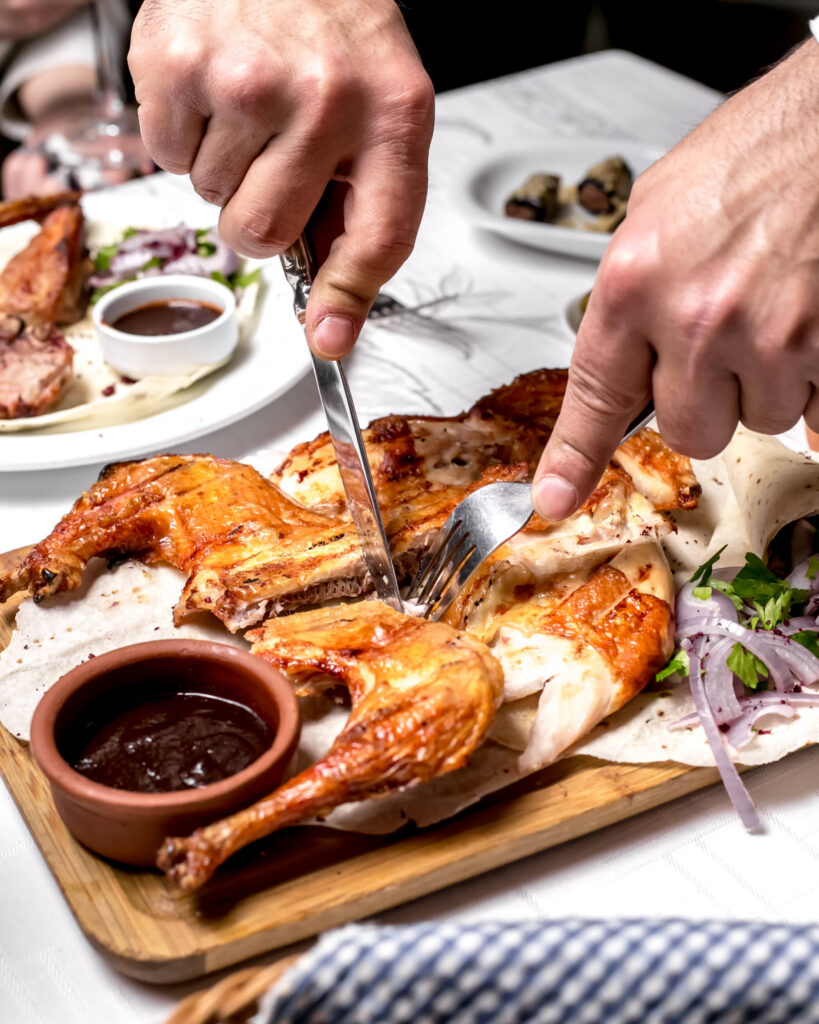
[[401, 1, 812, 95]]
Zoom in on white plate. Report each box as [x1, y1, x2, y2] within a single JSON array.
[[451, 137, 666, 260], [0, 258, 311, 471]]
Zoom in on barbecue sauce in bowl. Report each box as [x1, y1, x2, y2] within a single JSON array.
[[70, 690, 274, 793], [109, 298, 222, 336]]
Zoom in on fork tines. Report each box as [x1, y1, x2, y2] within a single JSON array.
[[406, 517, 486, 620]]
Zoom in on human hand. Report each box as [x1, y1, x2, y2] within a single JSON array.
[[0, 0, 89, 39], [129, 0, 435, 360], [533, 40, 819, 521]]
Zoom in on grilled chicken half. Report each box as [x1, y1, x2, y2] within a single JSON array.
[[0, 192, 89, 418], [158, 601, 504, 889]]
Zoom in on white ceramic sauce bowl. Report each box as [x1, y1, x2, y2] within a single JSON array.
[[92, 274, 238, 379]]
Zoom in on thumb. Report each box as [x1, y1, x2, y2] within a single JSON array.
[[532, 321, 652, 521]]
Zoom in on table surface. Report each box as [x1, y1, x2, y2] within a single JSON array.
[[3, 49, 818, 1024]]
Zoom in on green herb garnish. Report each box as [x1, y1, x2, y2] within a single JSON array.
[[726, 643, 769, 690], [656, 647, 690, 682]]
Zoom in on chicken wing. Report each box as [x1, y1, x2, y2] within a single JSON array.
[[157, 601, 504, 888], [0, 201, 89, 326]]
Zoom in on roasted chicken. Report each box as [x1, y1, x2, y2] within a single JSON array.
[[0, 195, 88, 326], [158, 601, 504, 888], [488, 546, 674, 769], [273, 369, 700, 516], [1, 368, 702, 887], [0, 192, 89, 418]]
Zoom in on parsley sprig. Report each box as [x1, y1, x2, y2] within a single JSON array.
[[655, 547, 818, 688]]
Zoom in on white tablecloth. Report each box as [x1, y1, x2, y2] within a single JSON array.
[[2, 50, 817, 1024]]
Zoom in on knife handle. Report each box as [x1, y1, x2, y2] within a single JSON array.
[[280, 233, 317, 324]]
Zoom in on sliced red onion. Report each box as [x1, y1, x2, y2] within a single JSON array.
[[762, 631, 819, 687], [676, 581, 738, 630], [701, 636, 742, 725], [671, 690, 819, 741], [724, 702, 799, 750], [109, 245, 168, 277], [786, 556, 819, 593], [684, 640, 761, 832], [163, 244, 240, 280], [677, 617, 793, 692], [776, 617, 819, 635], [116, 225, 197, 254]]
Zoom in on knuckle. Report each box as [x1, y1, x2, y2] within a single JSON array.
[[149, 35, 205, 92], [136, 107, 192, 174], [567, 361, 635, 418], [191, 177, 230, 207], [739, 405, 799, 436], [221, 212, 291, 258], [384, 68, 436, 130], [595, 239, 652, 313], [218, 57, 278, 115]]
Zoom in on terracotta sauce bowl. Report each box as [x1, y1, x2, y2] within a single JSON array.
[[30, 639, 300, 867]]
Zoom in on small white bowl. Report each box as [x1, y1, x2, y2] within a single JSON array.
[[92, 274, 238, 379]]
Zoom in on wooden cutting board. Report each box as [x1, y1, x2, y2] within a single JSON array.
[[0, 546, 721, 984]]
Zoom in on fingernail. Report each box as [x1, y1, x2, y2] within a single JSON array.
[[533, 474, 578, 521], [313, 315, 356, 359]]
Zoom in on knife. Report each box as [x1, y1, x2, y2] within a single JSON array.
[[280, 233, 403, 612]]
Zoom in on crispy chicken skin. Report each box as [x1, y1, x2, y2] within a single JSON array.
[[0, 201, 89, 326], [489, 559, 673, 770], [0, 454, 335, 623], [0, 367, 699, 889], [0, 454, 673, 633], [0, 455, 532, 631], [157, 602, 504, 889], [274, 369, 699, 515]]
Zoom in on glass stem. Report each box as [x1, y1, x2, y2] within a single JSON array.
[[90, 0, 126, 116]]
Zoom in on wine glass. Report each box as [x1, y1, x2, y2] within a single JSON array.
[[23, 0, 154, 193]]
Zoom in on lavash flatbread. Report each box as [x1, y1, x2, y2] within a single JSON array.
[[0, 221, 261, 433]]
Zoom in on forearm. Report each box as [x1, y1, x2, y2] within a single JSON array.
[[18, 64, 96, 122]]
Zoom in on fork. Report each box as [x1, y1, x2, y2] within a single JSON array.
[[405, 400, 656, 620]]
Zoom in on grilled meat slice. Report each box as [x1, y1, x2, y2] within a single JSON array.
[[0, 316, 73, 418], [0, 201, 89, 326], [157, 601, 504, 888]]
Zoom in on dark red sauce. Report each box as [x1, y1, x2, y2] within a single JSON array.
[[70, 690, 273, 793], [110, 298, 222, 336]]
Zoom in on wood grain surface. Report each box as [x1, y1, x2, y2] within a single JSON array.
[[0, 547, 720, 984]]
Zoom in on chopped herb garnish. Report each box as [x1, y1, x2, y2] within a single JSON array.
[[656, 647, 690, 682], [689, 545, 727, 587], [230, 267, 261, 290], [726, 642, 769, 690], [793, 630, 819, 657]]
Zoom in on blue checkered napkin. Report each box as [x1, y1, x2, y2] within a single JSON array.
[[255, 918, 819, 1023]]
